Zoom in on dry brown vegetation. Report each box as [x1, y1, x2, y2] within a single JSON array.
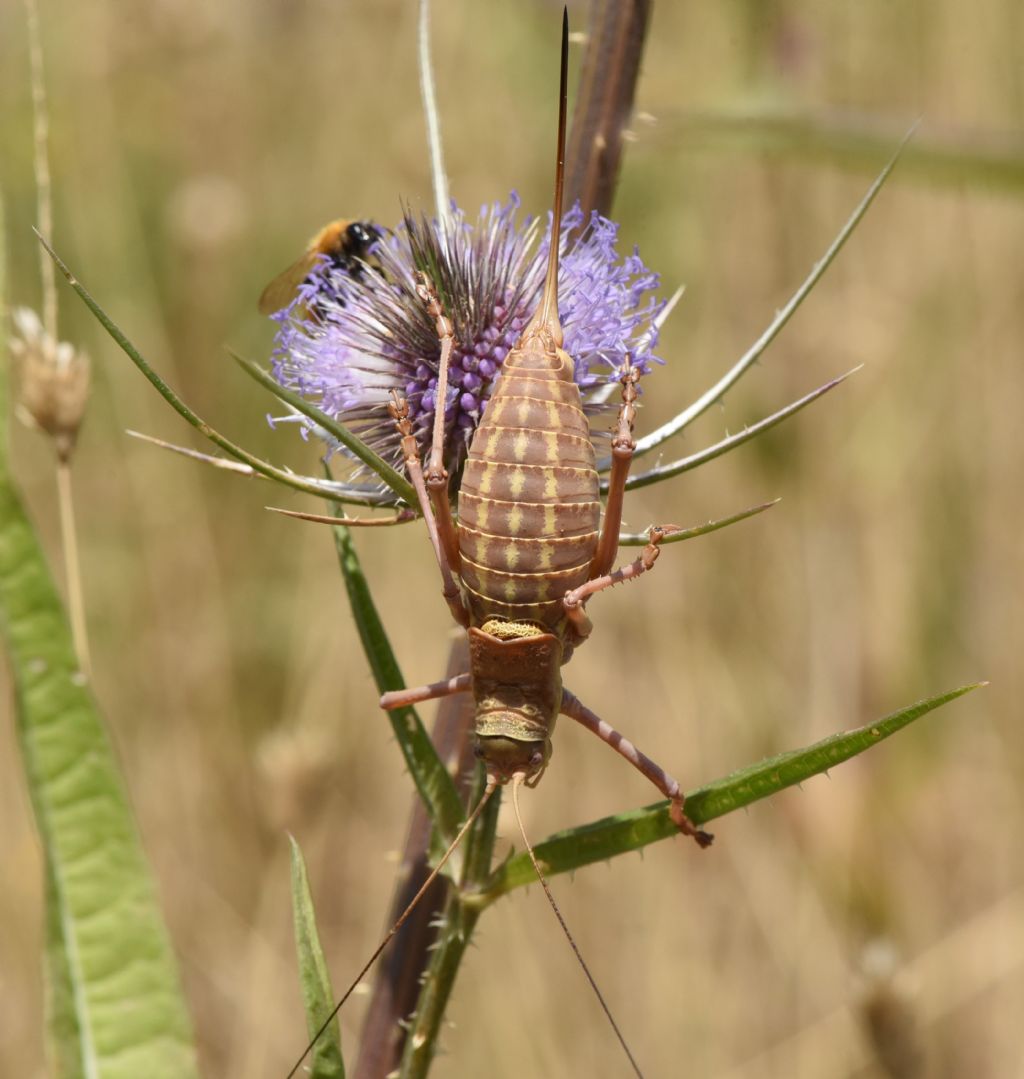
[[1, 1, 1021, 1076]]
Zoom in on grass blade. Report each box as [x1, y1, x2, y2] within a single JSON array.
[[670, 105, 1024, 195], [476, 682, 984, 902], [289, 837, 346, 1079]]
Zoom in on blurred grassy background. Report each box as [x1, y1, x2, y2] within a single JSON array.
[[1, 1, 1021, 1076]]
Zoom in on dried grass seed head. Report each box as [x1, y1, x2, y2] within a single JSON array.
[[10, 306, 90, 462]]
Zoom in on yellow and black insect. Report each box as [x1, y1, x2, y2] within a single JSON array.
[[258, 218, 378, 316]]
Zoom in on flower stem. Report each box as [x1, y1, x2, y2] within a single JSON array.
[[399, 896, 481, 1079], [55, 458, 90, 678], [25, 0, 57, 342]]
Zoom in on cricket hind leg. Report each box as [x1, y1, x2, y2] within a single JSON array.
[[380, 672, 471, 711], [560, 688, 712, 848]]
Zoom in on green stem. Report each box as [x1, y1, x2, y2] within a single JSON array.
[[399, 896, 482, 1079], [398, 769, 501, 1079]]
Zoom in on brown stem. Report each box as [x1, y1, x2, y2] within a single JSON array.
[[564, 0, 653, 221]]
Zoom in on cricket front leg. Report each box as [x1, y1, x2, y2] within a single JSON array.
[[389, 393, 469, 628], [560, 688, 713, 848], [416, 272, 462, 576]]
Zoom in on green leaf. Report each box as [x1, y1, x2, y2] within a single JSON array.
[[475, 682, 984, 902], [230, 351, 416, 507], [41, 849, 85, 1079], [331, 521, 463, 846], [2, 211, 198, 1077], [289, 836, 346, 1079]]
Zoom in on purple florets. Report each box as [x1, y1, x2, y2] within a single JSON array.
[[270, 195, 665, 478]]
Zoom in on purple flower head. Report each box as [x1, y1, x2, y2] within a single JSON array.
[[270, 195, 665, 480]]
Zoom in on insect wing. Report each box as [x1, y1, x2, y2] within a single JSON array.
[[257, 251, 320, 315]]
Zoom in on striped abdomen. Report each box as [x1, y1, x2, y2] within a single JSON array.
[[457, 336, 600, 630]]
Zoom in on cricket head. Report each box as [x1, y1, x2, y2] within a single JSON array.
[[474, 731, 552, 787]]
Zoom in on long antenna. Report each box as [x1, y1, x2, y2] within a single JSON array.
[[511, 774, 645, 1079], [530, 7, 570, 340], [284, 779, 497, 1079]]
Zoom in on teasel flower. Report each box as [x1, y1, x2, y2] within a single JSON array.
[[269, 195, 665, 482]]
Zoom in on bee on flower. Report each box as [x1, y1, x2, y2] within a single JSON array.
[[267, 195, 665, 483]]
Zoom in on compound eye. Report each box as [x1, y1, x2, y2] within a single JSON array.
[[529, 749, 545, 769], [472, 744, 485, 760], [349, 222, 376, 245]]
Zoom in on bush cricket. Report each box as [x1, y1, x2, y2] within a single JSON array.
[[287, 11, 708, 1079], [382, 18, 710, 852]]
